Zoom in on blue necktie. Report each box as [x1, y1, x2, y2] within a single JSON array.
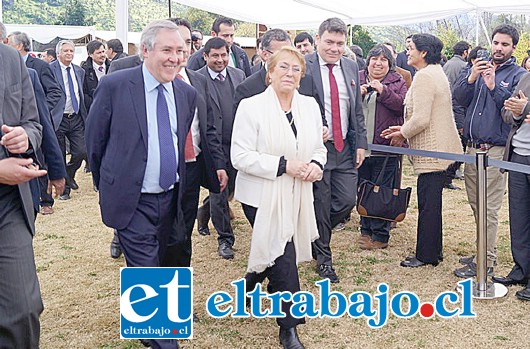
[[156, 84, 177, 190], [66, 66, 79, 113]]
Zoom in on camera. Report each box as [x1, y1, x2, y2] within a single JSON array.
[[191, 34, 200, 42], [366, 86, 375, 93], [477, 49, 490, 61]]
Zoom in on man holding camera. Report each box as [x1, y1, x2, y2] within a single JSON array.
[[453, 24, 526, 278]]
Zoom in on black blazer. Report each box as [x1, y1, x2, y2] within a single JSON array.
[[233, 66, 327, 127], [81, 56, 110, 111], [25, 54, 64, 130], [108, 55, 143, 74], [85, 65, 197, 230], [187, 45, 252, 77], [186, 68, 225, 193]]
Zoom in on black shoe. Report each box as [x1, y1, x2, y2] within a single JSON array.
[[454, 262, 493, 278], [400, 256, 439, 268], [93, 184, 99, 192], [444, 183, 461, 190], [492, 275, 527, 286], [459, 255, 474, 265], [110, 231, 122, 259], [198, 226, 210, 236], [218, 243, 234, 259], [70, 179, 79, 190], [317, 264, 339, 283], [515, 286, 530, 301], [279, 327, 305, 349], [193, 313, 199, 322], [139, 339, 150, 347], [59, 193, 70, 200]]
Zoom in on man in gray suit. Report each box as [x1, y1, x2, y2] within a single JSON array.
[[305, 18, 367, 283], [196, 37, 245, 259], [0, 41, 45, 349], [108, 53, 143, 74]]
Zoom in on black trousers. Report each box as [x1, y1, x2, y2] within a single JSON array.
[[242, 204, 305, 329], [56, 114, 86, 195], [163, 158, 204, 268], [0, 187, 43, 349], [358, 156, 398, 243], [507, 153, 530, 282], [416, 171, 445, 264], [313, 141, 357, 266]]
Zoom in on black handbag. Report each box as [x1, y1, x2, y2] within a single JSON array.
[[357, 156, 412, 222]]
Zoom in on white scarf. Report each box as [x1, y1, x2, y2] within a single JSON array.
[[247, 87, 320, 273]]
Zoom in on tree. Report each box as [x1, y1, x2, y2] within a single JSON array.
[[349, 25, 376, 56], [63, 0, 90, 26]]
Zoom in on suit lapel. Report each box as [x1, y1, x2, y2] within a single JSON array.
[[201, 69, 221, 111], [52, 62, 66, 93], [340, 57, 356, 103], [307, 54, 324, 107], [171, 80, 188, 175], [129, 67, 148, 150], [0, 54, 5, 126]]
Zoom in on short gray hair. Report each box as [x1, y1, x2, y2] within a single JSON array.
[[141, 20, 180, 51], [318, 17, 347, 37], [9, 31, 31, 51], [0, 22, 7, 41], [261, 28, 291, 52], [56, 40, 75, 54]]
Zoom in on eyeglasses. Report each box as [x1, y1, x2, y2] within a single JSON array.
[[277, 63, 302, 74]]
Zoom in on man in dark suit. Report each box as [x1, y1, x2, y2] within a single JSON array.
[[27, 68, 66, 215], [0, 42, 45, 349], [196, 37, 245, 259], [50, 40, 88, 200], [162, 18, 227, 268], [305, 18, 367, 283], [106, 38, 128, 61], [85, 21, 196, 349], [187, 16, 252, 77], [396, 34, 416, 78], [81, 40, 110, 113]]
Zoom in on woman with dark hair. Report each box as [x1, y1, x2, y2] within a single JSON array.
[[381, 34, 462, 267], [521, 56, 530, 71], [358, 44, 407, 250]]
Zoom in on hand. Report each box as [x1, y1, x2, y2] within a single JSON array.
[[369, 80, 384, 94], [1, 125, 29, 154], [0, 157, 47, 185], [356, 148, 365, 169], [360, 84, 369, 96], [504, 91, 528, 116], [525, 114, 530, 125], [322, 126, 330, 142], [47, 178, 66, 197], [217, 169, 228, 192], [302, 162, 323, 182], [468, 59, 488, 83], [381, 125, 405, 146], [286, 160, 308, 179], [481, 62, 496, 91]]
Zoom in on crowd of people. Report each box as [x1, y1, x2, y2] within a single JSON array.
[[1, 14, 530, 349]]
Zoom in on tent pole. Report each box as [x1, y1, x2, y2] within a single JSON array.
[[116, 0, 129, 54]]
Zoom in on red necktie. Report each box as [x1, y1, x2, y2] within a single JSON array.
[[177, 73, 196, 161], [327, 64, 344, 152]]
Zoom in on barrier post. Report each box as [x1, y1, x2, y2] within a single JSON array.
[[471, 151, 507, 299]]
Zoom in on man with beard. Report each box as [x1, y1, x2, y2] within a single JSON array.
[[453, 24, 526, 279]]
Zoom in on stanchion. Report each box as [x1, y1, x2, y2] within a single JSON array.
[[469, 151, 507, 299]]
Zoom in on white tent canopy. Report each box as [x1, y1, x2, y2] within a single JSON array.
[[176, 0, 530, 29], [5, 24, 96, 43]]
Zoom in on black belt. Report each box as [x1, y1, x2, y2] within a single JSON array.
[[63, 112, 77, 118]]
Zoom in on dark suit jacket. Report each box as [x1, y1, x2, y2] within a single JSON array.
[[81, 56, 111, 111], [186, 68, 225, 192], [85, 65, 197, 230], [108, 55, 143, 74], [0, 45, 42, 234], [28, 68, 67, 212], [250, 63, 262, 75], [304, 53, 368, 152], [233, 66, 327, 127], [197, 66, 245, 147], [396, 51, 416, 78], [49, 60, 87, 126], [25, 54, 65, 130], [188, 45, 252, 77]]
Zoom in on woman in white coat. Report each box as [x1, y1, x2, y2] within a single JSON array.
[[231, 47, 326, 349]]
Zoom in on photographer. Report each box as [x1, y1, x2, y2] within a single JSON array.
[[191, 29, 203, 53]]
